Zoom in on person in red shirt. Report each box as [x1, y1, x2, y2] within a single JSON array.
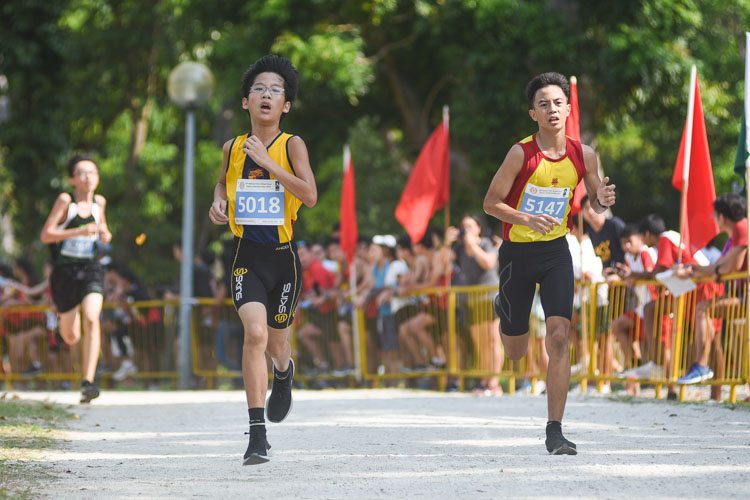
[[611, 224, 657, 386], [673, 193, 748, 401], [619, 213, 711, 399]]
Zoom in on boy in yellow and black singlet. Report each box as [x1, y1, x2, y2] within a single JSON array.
[[483, 72, 615, 455], [209, 54, 317, 465], [41, 154, 112, 403]]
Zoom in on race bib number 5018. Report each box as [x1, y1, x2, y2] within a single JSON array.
[[234, 179, 285, 226], [518, 183, 570, 220]]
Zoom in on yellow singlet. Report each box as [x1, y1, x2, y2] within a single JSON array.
[[226, 132, 302, 244]]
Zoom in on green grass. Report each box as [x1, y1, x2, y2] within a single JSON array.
[[0, 394, 74, 499]]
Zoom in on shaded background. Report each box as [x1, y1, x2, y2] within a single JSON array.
[[0, 0, 747, 286]]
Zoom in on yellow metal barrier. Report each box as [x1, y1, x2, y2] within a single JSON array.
[[589, 273, 748, 403], [1, 276, 747, 402], [0, 300, 180, 390]]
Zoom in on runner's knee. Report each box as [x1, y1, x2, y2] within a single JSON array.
[[243, 322, 267, 348], [545, 329, 569, 358], [502, 335, 528, 360]]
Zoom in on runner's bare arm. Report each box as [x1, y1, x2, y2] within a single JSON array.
[[209, 140, 232, 225], [483, 145, 561, 235], [582, 144, 615, 214], [40, 193, 95, 244], [95, 194, 112, 244]]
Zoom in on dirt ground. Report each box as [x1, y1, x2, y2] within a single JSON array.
[[10, 388, 750, 499]]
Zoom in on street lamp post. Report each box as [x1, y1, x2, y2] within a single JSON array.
[[168, 62, 214, 389]]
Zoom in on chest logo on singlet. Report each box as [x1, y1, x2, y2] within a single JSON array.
[[519, 183, 570, 220], [235, 179, 285, 226]]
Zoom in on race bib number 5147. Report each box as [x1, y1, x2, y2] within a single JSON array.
[[234, 179, 285, 226], [518, 183, 570, 220]]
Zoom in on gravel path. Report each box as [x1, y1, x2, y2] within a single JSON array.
[[12, 389, 750, 499]]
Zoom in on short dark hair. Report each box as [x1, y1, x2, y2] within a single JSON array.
[[240, 54, 299, 104], [397, 235, 412, 252], [462, 213, 484, 229], [638, 214, 666, 236], [66, 154, 98, 178], [620, 223, 641, 240], [526, 72, 570, 109], [713, 193, 746, 223], [417, 230, 435, 249]]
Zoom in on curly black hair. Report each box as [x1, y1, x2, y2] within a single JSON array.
[[525, 72, 570, 109], [240, 54, 299, 104]]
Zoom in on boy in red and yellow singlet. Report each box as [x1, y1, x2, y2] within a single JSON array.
[[209, 55, 317, 465], [483, 72, 615, 455]]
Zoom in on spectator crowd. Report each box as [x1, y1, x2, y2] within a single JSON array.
[[1, 193, 749, 403]]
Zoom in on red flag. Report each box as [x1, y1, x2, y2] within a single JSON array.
[[672, 68, 718, 256], [340, 146, 358, 263], [567, 76, 586, 216], [395, 115, 450, 243]]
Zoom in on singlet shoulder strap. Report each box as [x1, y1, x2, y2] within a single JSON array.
[[59, 198, 77, 229], [92, 199, 101, 224]]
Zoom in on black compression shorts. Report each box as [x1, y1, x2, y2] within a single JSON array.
[[231, 237, 303, 329], [496, 237, 574, 336], [50, 262, 105, 314]]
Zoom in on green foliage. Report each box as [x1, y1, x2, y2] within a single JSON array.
[[274, 27, 374, 105], [2, 0, 750, 285]]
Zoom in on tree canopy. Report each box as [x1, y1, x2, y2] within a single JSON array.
[[1, 0, 748, 285]]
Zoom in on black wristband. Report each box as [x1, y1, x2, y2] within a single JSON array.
[[595, 198, 606, 210]]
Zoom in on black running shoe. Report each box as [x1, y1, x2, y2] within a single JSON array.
[[243, 426, 271, 465], [80, 381, 100, 404], [266, 358, 294, 423], [545, 427, 577, 455]]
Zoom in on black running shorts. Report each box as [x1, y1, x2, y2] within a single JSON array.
[[50, 262, 105, 314], [496, 237, 574, 336], [231, 237, 303, 329]]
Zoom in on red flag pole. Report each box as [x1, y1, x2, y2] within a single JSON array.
[[442, 105, 452, 289], [442, 106, 450, 237], [343, 145, 361, 382], [569, 75, 589, 382], [677, 66, 697, 265], [395, 108, 451, 243]]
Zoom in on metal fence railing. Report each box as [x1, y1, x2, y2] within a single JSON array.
[[1, 274, 748, 402]]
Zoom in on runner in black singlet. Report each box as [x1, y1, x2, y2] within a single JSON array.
[[41, 154, 112, 403]]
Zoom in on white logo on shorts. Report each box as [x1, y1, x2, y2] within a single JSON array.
[[278, 282, 292, 314], [235, 274, 243, 302]]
